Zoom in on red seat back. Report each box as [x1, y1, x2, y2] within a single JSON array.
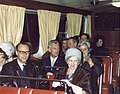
[[110, 52, 119, 76], [30, 57, 40, 61], [47, 74, 55, 90], [0, 86, 65, 94], [102, 56, 113, 84], [32, 89, 64, 94], [20, 88, 33, 94], [0, 86, 19, 94]]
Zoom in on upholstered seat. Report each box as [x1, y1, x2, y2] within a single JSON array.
[[20, 88, 33, 94], [0, 86, 64, 94], [102, 83, 111, 94], [32, 89, 64, 94], [92, 55, 113, 94], [110, 52, 120, 88], [0, 86, 19, 94]]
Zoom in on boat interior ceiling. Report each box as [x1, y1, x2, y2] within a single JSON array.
[[32, 0, 120, 12]]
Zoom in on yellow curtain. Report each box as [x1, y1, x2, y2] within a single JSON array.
[[86, 15, 91, 37], [33, 10, 61, 58], [66, 13, 82, 37], [0, 4, 25, 46]]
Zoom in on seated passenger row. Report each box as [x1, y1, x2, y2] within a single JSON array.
[[0, 33, 113, 94]]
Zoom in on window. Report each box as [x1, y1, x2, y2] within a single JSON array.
[[56, 14, 67, 42], [95, 13, 120, 31], [21, 12, 84, 53], [21, 13, 39, 53]]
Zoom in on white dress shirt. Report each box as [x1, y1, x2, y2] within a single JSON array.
[[50, 56, 58, 67], [17, 59, 26, 71]]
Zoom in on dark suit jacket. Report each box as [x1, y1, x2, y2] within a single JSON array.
[[42, 55, 67, 75], [81, 57, 104, 94], [0, 59, 39, 88], [91, 45, 110, 56]]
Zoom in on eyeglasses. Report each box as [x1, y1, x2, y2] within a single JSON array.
[[17, 50, 30, 55], [80, 48, 88, 52], [0, 54, 5, 58]]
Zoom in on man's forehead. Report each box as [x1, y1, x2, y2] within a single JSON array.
[[51, 43, 59, 46], [98, 39, 103, 41], [18, 44, 29, 48], [81, 35, 87, 38]]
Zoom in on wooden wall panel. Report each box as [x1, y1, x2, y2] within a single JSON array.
[[91, 7, 120, 50], [92, 30, 120, 50]]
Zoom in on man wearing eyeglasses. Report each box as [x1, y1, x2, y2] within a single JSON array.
[[0, 42, 40, 88]]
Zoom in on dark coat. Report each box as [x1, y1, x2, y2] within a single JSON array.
[[0, 59, 39, 88], [91, 45, 110, 56], [81, 57, 104, 94], [55, 66, 93, 94], [42, 55, 67, 74]]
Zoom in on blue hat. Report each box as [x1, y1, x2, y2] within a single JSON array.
[[65, 48, 82, 61]]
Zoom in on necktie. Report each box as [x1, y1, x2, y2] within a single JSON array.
[[23, 65, 26, 76], [22, 64, 30, 88]]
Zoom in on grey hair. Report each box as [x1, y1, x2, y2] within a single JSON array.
[[77, 41, 91, 50], [48, 40, 59, 48]]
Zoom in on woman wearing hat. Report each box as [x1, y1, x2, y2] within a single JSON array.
[[0, 48, 8, 73], [0, 48, 8, 85], [54, 48, 93, 94], [0, 42, 15, 63]]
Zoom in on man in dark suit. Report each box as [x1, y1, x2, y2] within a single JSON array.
[[42, 40, 67, 76], [0, 42, 40, 88]]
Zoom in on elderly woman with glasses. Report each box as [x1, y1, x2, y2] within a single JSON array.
[[54, 48, 93, 94], [77, 41, 103, 94]]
